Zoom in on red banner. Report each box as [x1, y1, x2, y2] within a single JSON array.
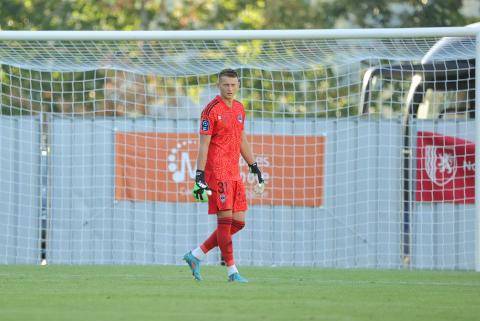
[[416, 131, 475, 204], [115, 132, 325, 207]]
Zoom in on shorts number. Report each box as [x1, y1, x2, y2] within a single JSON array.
[[217, 182, 227, 194]]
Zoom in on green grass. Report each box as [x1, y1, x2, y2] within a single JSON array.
[[0, 265, 479, 321]]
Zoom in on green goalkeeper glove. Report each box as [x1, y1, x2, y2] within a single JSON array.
[[192, 170, 211, 202], [248, 162, 265, 194]]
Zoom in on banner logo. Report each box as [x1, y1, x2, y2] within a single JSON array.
[[167, 139, 197, 183], [424, 145, 457, 186], [416, 131, 475, 204]]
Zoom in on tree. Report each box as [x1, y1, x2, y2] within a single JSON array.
[[395, 0, 469, 27], [1, 0, 476, 31], [330, 0, 471, 28]]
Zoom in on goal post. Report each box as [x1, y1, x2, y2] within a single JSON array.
[[476, 32, 480, 272], [0, 28, 479, 270]]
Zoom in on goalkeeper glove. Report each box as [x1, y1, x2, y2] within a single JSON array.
[[192, 170, 211, 202], [248, 162, 265, 194]]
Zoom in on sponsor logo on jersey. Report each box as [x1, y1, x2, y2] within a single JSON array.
[[202, 120, 209, 131]]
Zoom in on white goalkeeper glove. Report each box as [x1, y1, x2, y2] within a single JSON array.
[[248, 162, 265, 194]]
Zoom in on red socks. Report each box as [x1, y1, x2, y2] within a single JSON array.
[[216, 217, 234, 266], [231, 219, 246, 234], [200, 219, 245, 254]]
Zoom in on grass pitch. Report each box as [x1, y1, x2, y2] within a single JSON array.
[[0, 265, 479, 321]]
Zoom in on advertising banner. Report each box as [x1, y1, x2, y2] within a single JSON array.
[[115, 132, 325, 207]]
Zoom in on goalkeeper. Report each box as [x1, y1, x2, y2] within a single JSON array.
[[184, 68, 264, 283]]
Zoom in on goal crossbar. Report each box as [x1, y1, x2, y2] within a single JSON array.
[[0, 27, 479, 41]]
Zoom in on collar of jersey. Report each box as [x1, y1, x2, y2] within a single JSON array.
[[216, 95, 237, 109]]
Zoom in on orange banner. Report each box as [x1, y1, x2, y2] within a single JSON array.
[[115, 132, 325, 207]]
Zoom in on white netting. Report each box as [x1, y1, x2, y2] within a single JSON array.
[[0, 33, 477, 269]]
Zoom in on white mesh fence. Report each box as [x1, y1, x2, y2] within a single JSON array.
[[0, 31, 478, 269]]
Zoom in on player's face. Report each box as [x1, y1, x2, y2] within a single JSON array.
[[218, 76, 239, 101]]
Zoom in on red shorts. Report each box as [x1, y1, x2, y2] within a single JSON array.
[[206, 179, 248, 215]]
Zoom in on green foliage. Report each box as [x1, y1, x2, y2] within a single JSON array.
[[396, 0, 469, 27], [1, 65, 104, 116], [2, 1, 473, 32], [331, 0, 471, 28], [0, 0, 149, 31], [238, 67, 357, 118]]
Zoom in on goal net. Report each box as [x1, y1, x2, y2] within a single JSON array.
[[0, 30, 478, 270]]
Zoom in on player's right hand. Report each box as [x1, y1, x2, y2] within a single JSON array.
[[192, 170, 211, 202]]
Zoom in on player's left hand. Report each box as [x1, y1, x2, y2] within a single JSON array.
[[248, 162, 265, 194]]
